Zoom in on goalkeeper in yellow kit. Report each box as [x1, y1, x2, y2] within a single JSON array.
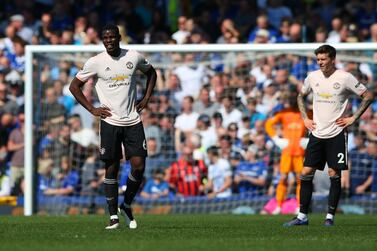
[[265, 88, 308, 214]]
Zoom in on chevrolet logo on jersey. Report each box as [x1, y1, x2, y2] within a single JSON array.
[[111, 75, 129, 81], [318, 93, 333, 99]]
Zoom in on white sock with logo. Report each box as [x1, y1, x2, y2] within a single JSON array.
[[297, 212, 307, 221], [326, 213, 334, 220]]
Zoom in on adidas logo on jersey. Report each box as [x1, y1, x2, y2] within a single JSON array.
[[105, 67, 111, 71]]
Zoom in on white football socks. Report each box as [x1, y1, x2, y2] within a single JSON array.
[[297, 212, 307, 220]]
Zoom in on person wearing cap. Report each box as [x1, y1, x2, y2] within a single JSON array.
[[265, 87, 307, 215]]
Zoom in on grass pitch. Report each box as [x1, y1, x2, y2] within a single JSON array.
[[0, 214, 376, 251]]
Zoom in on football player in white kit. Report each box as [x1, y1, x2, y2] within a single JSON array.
[[284, 45, 373, 227], [70, 24, 156, 229]]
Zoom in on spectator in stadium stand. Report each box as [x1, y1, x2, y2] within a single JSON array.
[[6, 35, 26, 73], [266, 0, 293, 31], [234, 146, 267, 195], [40, 87, 66, 130], [140, 169, 169, 200], [348, 140, 376, 196], [244, 97, 267, 129], [212, 111, 227, 138], [141, 108, 161, 153], [216, 19, 240, 44], [0, 164, 10, 197], [194, 114, 217, 151], [248, 13, 277, 43], [157, 93, 178, 118], [227, 122, 242, 151], [258, 82, 280, 115], [0, 82, 19, 116], [193, 85, 220, 118], [171, 16, 190, 44], [34, 13, 53, 45], [0, 25, 16, 57], [7, 110, 24, 190], [37, 157, 55, 195], [60, 30, 74, 45], [80, 148, 103, 197], [50, 124, 71, 172], [217, 94, 242, 128], [43, 155, 80, 196], [218, 134, 232, 160], [8, 14, 33, 44], [288, 22, 302, 43], [164, 72, 184, 108], [314, 27, 328, 43], [356, 0, 377, 36], [326, 17, 343, 43], [53, 79, 75, 114], [205, 146, 232, 199], [84, 26, 101, 45], [158, 114, 176, 164], [67, 113, 97, 148], [275, 17, 291, 43], [174, 95, 199, 152], [208, 74, 225, 105], [0, 114, 8, 172], [167, 144, 207, 197], [173, 53, 207, 99], [144, 137, 167, 181], [73, 16, 88, 45], [253, 29, 270, 44], [38, 123, 60, 155]]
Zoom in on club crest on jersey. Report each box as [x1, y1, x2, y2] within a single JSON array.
[[126, 62, 134, 69], [333, 82, 340, 89], [100, 147, 106, 155]]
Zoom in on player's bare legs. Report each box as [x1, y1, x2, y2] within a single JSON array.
[[120, 156, 145, 229], [325, 167, 341, 226], [104, 160, 120, 229]]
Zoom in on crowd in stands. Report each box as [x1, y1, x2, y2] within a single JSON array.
[[1, 0, 377, 210]]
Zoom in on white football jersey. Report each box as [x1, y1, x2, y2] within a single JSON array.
[[302, 69, 367, 138], [76, 49, 151, 126]]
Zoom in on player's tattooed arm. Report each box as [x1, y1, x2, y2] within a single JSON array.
[[297, 93, 308, 120], [298, 92, 316, 131], [353, 90, 374, 121], [336, 90, 374, 127]]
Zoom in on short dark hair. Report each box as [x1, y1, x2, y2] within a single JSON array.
[[207, 145, 219, 156], [314, 44, 336, 59], [101, 24, 120, 35]]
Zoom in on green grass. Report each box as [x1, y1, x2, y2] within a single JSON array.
[[0, 214, 377, 251]]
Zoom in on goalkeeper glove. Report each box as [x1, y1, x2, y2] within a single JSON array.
[[272, 136, 289, 150]]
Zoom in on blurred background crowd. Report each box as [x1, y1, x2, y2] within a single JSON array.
[[0, 0, 377, 213]]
